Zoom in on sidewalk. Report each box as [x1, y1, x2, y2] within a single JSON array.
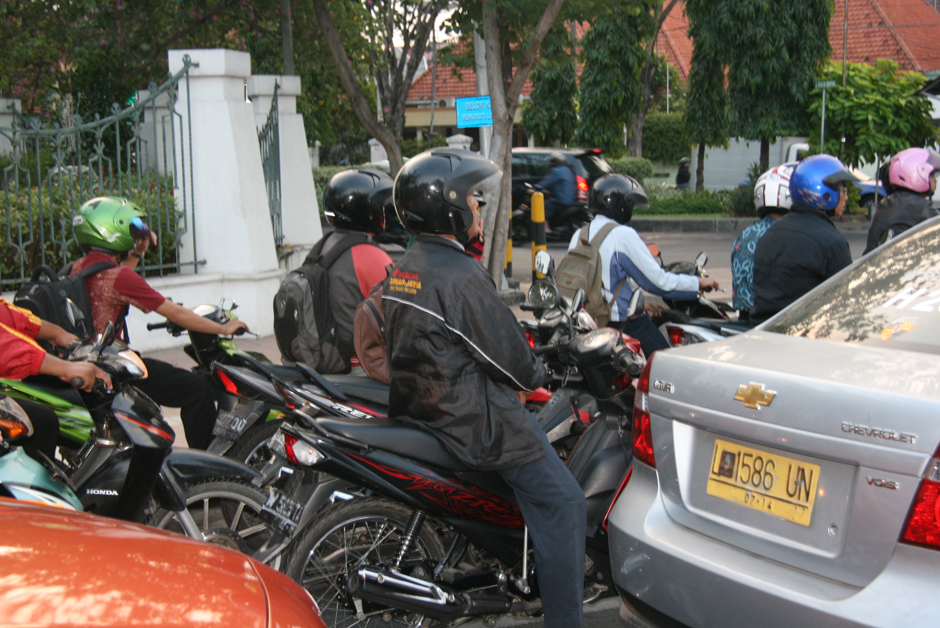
[[630, 214, 870, 233]]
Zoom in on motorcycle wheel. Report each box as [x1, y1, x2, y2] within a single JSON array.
[[150, 479, 272, 556], [227, 418, 285, 471], [285, 496, 445, 628]]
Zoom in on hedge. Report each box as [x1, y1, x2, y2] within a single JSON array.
[[637, 186, 731, 216], [641, 112, 690, 164], [607, 157, 654, 183]]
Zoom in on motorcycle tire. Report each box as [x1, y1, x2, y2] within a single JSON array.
[[149, 479, 272, 556], [227, 418, 286, 471], [285, 496, 445, 628]]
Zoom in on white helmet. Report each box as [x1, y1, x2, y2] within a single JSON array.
[[753, 162, 797, 218]]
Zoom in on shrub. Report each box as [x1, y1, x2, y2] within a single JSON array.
[[608, 157, 654, 183], [311, 166, 348, 215], [637, 186, 729, 215], [401, 136, 448, 159], [642, 112, 689, 164]]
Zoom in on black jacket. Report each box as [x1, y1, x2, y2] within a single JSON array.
[[864, 191, 938, 254], [750, 205, 852, 325], [383, 235, 549, 471]]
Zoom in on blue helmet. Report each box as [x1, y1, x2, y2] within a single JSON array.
[[789, 154, 859, 213]]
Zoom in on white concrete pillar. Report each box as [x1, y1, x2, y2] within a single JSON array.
[[309, 140, 321, 168], [166, 49, 281, 336], [0, 98, 22, 156], [368, 138, 388, 163], [247, 74, 322, 255], [135, 89, 171, 175], [447, 133, 473, 151]]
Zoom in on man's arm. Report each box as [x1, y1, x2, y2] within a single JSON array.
[[39, 354, 111, 392], [155, 300, 249, 336], [36, 320, 79, 348]]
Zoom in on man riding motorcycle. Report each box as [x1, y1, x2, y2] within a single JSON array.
[[864, 147, 940, 254]]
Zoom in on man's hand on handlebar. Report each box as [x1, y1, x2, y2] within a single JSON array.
[[698, 277, 719, 292], [63, 362, 112, 392], [221, 320, 250, 336]]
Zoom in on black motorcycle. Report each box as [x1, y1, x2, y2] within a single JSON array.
[[53, 323, 275, 555], [270, 274, 646, 628]]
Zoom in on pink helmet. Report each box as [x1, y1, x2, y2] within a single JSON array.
[[889, 148, 940, 194]]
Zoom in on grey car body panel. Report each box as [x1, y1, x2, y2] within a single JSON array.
[[609, 462, 939, 628], [638, 332, 940, 588]]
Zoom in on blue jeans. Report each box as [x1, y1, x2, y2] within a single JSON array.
[[499, 414, 587, 628], [620, 313, 669, 357]]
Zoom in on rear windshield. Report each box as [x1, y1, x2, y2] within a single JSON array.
[[764, 221, 940, 355], [577, 154, 612, 176]]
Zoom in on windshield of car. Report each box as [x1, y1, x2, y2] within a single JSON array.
[[764, 221, 940, 355], [578, 154, 612, 176]]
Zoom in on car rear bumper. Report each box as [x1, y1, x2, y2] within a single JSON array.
[[608, 463, 939, 628]]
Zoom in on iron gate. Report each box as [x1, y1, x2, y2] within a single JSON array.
[[257, 82, 283, 248]]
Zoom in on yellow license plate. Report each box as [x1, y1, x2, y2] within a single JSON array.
[[706, 439, 821, 526]]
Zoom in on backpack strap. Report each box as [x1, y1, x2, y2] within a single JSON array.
[[588, 222, 619, 249], [305, 232, 372, 271], [75, 261, 118, 279]]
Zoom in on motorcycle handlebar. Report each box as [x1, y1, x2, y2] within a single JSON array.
[[146, 321, 169, 331]]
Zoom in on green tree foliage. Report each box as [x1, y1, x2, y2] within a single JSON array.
[[808, 60, 938, 167], [576, 10, 648, 156], [521, 24, 579, 146], [642, 112, 688, 163], [684, 0, 832, 171]]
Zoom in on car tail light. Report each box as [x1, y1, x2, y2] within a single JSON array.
[[632, 355, 656, 468], [664, 325, 707, 346], [576, 175, 589, 201], [900, 446, 940, 549]]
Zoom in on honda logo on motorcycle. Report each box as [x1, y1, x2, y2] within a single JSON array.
[[733, 382, 776, 409]]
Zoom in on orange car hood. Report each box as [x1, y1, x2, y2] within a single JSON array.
[[0, 499, 270, 627]]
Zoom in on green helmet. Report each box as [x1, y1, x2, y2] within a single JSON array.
[[73, 197, 149, 254]]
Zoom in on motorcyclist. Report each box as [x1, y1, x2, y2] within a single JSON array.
[[386, 147, 586, 628], [864, 148, 940, 254], [731, 162, 796, 323], [527, 151, 577, 228], [570, 174, 718, 356], [0, 298, 111, 461], [69, 197, 248, 449], [750, 154, 858, 325], [304, 168, 393, 373], [676, 156, 691, 189]]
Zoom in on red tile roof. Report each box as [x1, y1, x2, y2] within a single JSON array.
[[407, 1, 940, 103]]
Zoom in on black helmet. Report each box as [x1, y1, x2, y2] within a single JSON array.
[[589, 174, 649, 224], [323, 168, 392, 233], [393, 148, 502, 241]]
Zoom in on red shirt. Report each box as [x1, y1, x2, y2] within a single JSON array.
[[0, 298, 46, 379], [71, 252, 167, 335], [350, 243, 394, 298]]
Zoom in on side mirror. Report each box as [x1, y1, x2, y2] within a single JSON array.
[[695, 252, 708, 268], [625, 290, 645, 319], [100, 321, 116, 348], [528, 281, 559, 310], [569, 288, 585, 312], [534, 250, 554, 277]]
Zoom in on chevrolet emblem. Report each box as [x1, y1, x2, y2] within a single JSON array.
[[734, 382, 777, 409]]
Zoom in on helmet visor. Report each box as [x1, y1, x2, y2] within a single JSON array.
[[469, 169, 503, 214], [130, 216, 151, 241]]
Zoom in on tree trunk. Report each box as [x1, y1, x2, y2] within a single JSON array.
[[480, 0, 565, 285], [759, 139, 770, 173], [696, 143, 706, 191], [629, 61, 656, 157]]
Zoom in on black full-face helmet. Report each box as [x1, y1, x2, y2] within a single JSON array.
[[393, 148, 502, 243], [589, 174, 649, 224], [323, 168, 392, 233]]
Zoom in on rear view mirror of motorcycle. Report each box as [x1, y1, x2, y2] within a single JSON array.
[[99, 321, 116, 348], [625, 289, 645, 319], [695, 252, 708, 268], [528, 281, 559, 310], [569, 288, 585, 313], [533, 250, 554, 278]]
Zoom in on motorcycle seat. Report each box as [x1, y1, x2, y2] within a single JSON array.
[[242, 361, 306, 382], [321, 375, 390, 407], [314, 415, 470, 472], [21, 375, 84, 407]]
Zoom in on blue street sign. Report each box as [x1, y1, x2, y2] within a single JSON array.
[[456, 96, 493, 128]]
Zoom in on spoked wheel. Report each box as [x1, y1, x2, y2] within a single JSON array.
[[227, 419, 285, 471], [150, 479, 272, 556], [285, 497, 445, 628]]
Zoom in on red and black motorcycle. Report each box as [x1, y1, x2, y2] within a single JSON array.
[[267, 277, 645, 628]]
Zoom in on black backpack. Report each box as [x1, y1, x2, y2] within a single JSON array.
[[13, 261, 116, 341], [273, 232, 370, 373]]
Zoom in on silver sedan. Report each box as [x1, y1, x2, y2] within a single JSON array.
[[606, 218, 940, 628]]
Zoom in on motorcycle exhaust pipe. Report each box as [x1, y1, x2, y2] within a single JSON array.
[[348, 567, 513, 620]]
